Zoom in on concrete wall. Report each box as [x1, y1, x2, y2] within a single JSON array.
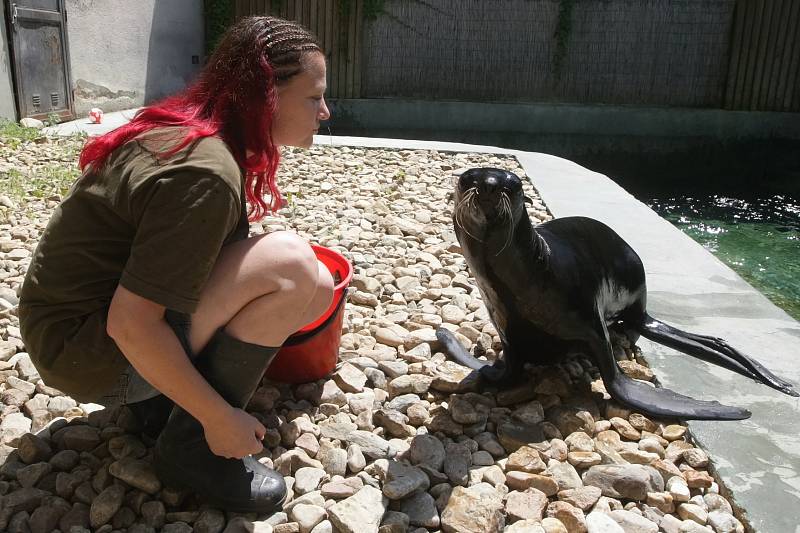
[[0, 5, 17, 120], [65, 0, 203, 116]]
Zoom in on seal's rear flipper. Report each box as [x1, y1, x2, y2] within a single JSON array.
[[608, 373, 751, 421], [637, 313, 798, 397], [593, 311, 751, 421]]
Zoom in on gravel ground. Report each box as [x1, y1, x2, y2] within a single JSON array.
[[0, 134, 748, 533]]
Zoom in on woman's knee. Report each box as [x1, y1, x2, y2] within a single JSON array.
[[303, 262, 335, 323], [259, 232, 319, 296]]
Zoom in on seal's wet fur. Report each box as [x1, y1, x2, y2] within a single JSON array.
[[437, 168, 797, 420]]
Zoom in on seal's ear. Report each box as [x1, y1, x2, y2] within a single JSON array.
[[524, 195, 534, 205]]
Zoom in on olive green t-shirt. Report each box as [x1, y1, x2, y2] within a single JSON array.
[[19, 128, 249, 401]]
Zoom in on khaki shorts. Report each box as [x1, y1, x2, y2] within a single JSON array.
[[96, 310, 193, 407]]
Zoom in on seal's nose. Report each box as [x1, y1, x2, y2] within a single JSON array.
[[480, 176, 499, 196]]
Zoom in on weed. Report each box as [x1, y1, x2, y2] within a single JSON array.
[[0, 119, 44, 148], [0, 164, 80, 204]]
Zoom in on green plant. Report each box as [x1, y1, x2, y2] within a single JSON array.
[[0, 119, 44, 146], [0, 164, 79, 203], [45, 112, 61, 127]]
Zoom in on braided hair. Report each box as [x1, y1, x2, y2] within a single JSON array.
[[79, 16, 323, 220]]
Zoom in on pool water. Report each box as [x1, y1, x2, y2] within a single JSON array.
[[647, 194, 800, 321]]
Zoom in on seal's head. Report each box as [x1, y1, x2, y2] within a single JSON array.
[[454, 168, 530, 239]]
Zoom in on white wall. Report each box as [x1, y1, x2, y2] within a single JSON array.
[[0, 5, 18, 120], [66, 0, 204, 116]]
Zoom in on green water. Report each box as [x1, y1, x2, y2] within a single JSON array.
[[648, 195, 800, 321]]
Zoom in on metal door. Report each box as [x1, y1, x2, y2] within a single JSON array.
[[7, 0, 73, 120]]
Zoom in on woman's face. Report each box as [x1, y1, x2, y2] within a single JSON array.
[[272, 52, 330, 148]]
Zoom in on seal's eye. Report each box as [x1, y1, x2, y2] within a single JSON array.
[[458, 170, 481, 191]]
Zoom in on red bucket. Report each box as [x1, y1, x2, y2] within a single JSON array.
[[264, 245, 353, 384]]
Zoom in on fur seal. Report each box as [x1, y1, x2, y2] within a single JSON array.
[[436, 168, 797, 420]]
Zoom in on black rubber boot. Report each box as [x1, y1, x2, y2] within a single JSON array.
[[125, 394, 174, 441], [153, 329, 286, 513]]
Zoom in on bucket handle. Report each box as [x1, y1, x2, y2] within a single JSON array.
[[282, 291, 347, 347]]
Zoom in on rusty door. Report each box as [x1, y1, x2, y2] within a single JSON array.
[[7, 0, 73, 120]]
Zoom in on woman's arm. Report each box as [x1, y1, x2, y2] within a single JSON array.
[[106, 285, 254, 448]]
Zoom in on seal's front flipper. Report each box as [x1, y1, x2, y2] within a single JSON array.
[[436, 328, 519, 385], [436, 328, 486, 370], [607, 373, 751, 421]]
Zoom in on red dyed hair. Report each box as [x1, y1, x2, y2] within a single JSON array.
[[79, 17, 321, 220]]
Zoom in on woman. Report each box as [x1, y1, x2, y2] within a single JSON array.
[[19, 16, 332, 513]]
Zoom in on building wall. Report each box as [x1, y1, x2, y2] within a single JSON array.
[[0, 5, 18, 120], [65, 0, 204, 116]]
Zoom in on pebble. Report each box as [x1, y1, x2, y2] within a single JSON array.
[[327, 486, 387, 533], [440, 483, 504, 533]]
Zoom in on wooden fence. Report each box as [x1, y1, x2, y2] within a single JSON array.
[[724, 0, 800, 112], [233, 0, 799, 112], [233, 0, 363, 99]]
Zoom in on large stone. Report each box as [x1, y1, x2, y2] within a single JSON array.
[[496, 421, 546, 453], [291, 503, 326, 533], [547, 501, 587, 533], [108, 458, 161, 494], [192, 508, 225, 533], [430, 362, 480, 393], [319, 446, 347, 477], [20, 117, 45, 128], [327, 486, 388, 533], [59, 502, 91, 532], [16, 461, 52, 487], [583, 465, 664, 501], [586, 511, 625, 533], [387, 374, 433, 397], [29, 498, 71, 533], [333, 363, 368, 393], [1, 412, 32, 445], [505, 471, 560, 496], [17, 433, 53, 464], [546, 405, 595, 437], [319, 417, 391, 459], [440, 483, 504, 533], [505, 489, 548, 522], [408, 434, 445, 471], [382, 461, 429, 500], [443, 442, 472, 486], [90, 484, 126, 528], [54, 425, 101, 451], [609, 509, 659, 532], [507, 520, 546, 533], [295, 467, 327, 495], [3, 487, 49, 513], [557, 486, 602, 511], [547, 460, 583, 491], [397, 490, 440, 528]]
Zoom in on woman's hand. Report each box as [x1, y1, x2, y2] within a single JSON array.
[[201, 406, 266, 459]]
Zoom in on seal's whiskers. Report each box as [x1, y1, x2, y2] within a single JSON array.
[[495, 193, 515, 256], [455, 188, 483, 242]]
